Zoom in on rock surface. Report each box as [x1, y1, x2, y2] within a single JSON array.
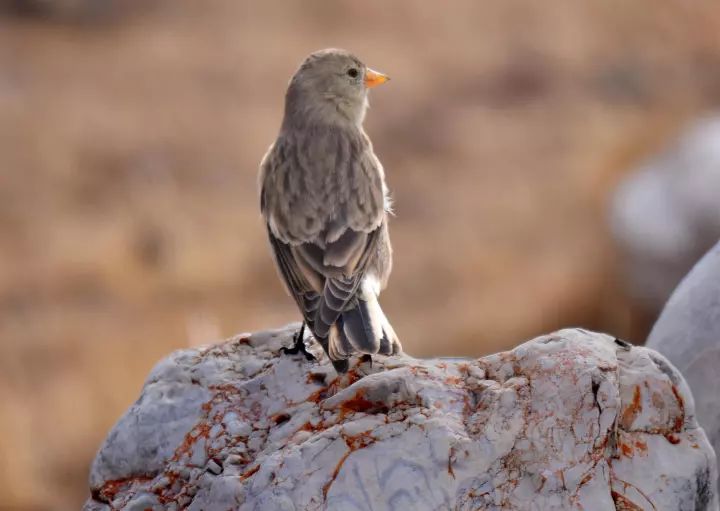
[[648, 239, 720, 494], [84, 326, 718, 511], [610, 115, 720, 311]]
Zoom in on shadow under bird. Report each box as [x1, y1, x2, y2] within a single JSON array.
[[259, 48, 401, 373]]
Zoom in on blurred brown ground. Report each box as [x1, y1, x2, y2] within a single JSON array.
[[1, 1, 720, 508]]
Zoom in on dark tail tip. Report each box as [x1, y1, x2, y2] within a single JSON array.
[[331, 358, 349, 373]]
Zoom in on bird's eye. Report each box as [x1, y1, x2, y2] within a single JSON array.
[[347, 68, 359, 78]]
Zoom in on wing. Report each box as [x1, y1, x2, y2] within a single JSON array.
[[294, 226, 381, 341], [266, 226, 322, 332], [267, 222, 381, 342]]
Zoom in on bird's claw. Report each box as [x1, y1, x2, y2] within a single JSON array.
[[281, 342, 315, 361], [281, 324, 315, 361]]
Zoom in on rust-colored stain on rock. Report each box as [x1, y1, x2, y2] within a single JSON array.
[[611, 490, 644, 510], [620, 385, 642, 429], [634, 439, 648, 454], [171, 423, 211, 462], [670, 385, 685, 432], [95, 475, 152, 504], [239, 464, 260, 481], [340, 389, 389, 415], [665, 433, 681, 445], [620, 441, 635, 458], [322, 449, 351, 501]]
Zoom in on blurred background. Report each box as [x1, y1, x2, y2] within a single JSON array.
[[2, 0, 720, 508]]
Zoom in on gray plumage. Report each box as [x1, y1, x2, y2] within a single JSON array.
[[259, 48, 401, 371]]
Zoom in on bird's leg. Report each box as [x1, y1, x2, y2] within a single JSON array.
[[281, 322, 315, 361]]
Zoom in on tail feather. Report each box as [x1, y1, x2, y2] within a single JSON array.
[[322, 277, 403, 365], [314, 278, 354, 338], [378, 318, 401, 355], [341, 298, 382, 354], [328, 317, 354, 360], [331, 292, 402, 357]]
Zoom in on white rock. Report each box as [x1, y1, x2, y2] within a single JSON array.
[[648, 240, 720, 495], [85, 326, 718, 510], [610, 115, 720, 309]]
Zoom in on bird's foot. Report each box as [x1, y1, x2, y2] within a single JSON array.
[[281, 323, 315, 361]]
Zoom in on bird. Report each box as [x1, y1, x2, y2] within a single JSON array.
[[259, 48, 401, 373]]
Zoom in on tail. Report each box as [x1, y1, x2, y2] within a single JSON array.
[[328, 282, 401, 360]]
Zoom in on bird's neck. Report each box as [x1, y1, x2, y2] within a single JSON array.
[[282, 92, 367, 132]]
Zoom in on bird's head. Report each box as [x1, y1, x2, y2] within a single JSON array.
[[283, 48, 389, 130]]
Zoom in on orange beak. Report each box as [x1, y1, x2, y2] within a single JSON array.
[[364, 68, 390, 88]]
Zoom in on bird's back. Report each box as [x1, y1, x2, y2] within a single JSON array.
[[260, 124, 385, 247]]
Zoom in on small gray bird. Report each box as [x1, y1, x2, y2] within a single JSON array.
[[259, 48, 401, 373]]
